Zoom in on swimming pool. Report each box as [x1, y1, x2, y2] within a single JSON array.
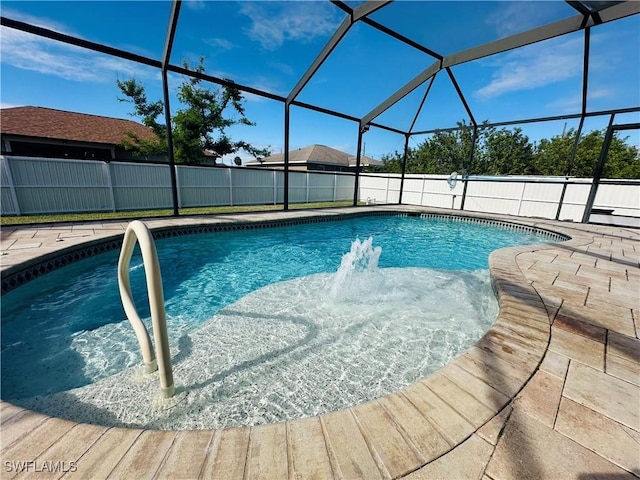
[[1, 214, 560, 429]]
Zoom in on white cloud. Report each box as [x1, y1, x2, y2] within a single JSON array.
[[242, 91, 273, 103], [0, 102, 24, 109], [185, 0, 206, 11], [545, 88, 612, 113], [486, 2, 567, 38], [474, 36, 583, 100], [1, 15, 157, 83], [241, 77, 290, 102], [268, 61, 295, 77], [1, 7, 80, 37], [239, 1, 342, 50], [203, 38, 236, 51], [544, 93, 581, 113]]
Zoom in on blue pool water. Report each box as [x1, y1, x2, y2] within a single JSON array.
[[1, 215, 554, 427]]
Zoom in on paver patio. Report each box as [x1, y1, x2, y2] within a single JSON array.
[[1, 205, 638, 479]]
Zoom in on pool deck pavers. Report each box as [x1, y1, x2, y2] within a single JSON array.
[[1, 205, 639, 479]]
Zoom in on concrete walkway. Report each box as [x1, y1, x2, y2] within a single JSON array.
[[1, 206, 638, 479]]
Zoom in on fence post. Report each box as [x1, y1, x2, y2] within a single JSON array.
[[421, 176, 427, 206], [385, 176, 390, 204], [306, 172, 310, 203], [517, 182, 526, 216], [175, 165, 182, 208], [103, 162, 116, 212], [333, 174, 337, 202], [556, 178, 569, 220], [273, 170, 277, 205], [228, 168, 233, 206], [2, 156, 21, 216]]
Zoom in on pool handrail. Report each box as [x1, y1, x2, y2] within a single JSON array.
[[117, 220, 175, 398]]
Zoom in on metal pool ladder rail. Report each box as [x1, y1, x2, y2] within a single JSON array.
[[117, 220, 175, 398]]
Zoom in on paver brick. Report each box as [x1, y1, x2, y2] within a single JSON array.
[[286, 416, 333, 480], [459, 347, 530, 397], [352, 400, 424, 478], [401, 382, 474, 447], [404, 435, 493, 480], [200, 427, 249, 480], [17, 424, 107, 480], [155, 430, 214, 480], [377, 393, 450, 462], [539, 350, 570, 379], [321, 409, 383, 480], [606, 353, 640, 386], [106, 429, 177, 480], [476, 406, 513, 446], [563, 362, 640, 431], [422, 372, 496, 429], [549, 327, 605, 371], [512, 370, 563, 428], [486, 410, 631, 480], [555, 397, 640, 476], [245, 423, 288, 480]]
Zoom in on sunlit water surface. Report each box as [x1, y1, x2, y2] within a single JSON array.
[[1, 216, 551, 428]]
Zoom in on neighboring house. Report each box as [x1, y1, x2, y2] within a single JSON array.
[[246, 144, 383, 173], [0, 106, 162, 161]]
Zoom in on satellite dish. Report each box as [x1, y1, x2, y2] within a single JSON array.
[[447, 171, 458, 190]]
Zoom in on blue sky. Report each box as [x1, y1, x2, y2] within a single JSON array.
[[1, 1, 639, 164]]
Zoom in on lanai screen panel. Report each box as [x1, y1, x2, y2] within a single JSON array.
[[366, 1, 580, 56], [170, 1, 346, 97], [295, 20, 434, 119]]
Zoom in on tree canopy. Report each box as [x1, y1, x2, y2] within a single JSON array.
[[117, 59, 270, 164], [378, 121, 640, 179]]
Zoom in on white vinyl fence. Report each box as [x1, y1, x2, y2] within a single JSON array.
[[0, 156, 355, 215], [358, 173, 640, 223], [3, 156, 638, 224]]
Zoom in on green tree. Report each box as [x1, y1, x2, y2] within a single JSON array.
[[117, 58, 270, 164], [116, 78, 167, 158], [532, 131, 575, 176], [481, 127, 536, 175], [534, 128, 640, 178], [608, 133, 640, 178], [378, 150, 405, 173], [380, 120, 640, 179], [379, 121, 480, 175], [415, 126, 475, 174], [574, 129, 639, 178]]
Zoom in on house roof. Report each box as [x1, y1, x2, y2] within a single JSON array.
[[0, 106, 157, 145], [247, 144, 382, 167]]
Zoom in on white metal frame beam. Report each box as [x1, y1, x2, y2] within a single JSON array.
[[361, 61, 440, 127]]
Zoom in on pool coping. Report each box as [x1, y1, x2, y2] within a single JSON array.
[[1, 205, 639, 479]]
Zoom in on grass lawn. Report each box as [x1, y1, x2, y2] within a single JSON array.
[[0, 202, 360, 226]]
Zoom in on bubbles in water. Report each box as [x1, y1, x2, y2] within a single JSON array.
[[331, 237, 382, 301]]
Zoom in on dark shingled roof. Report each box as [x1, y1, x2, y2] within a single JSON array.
[[248, 144, 382, 167], [0, 106, 157, 145]]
